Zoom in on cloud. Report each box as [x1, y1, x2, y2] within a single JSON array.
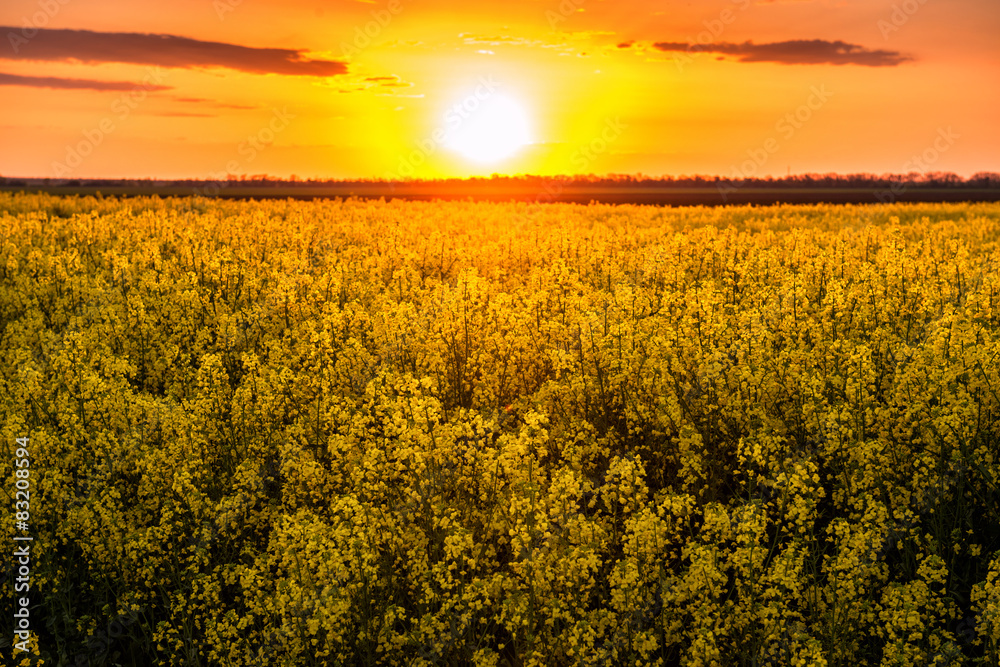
[[154, 111, 215, 117], [363, 75, 412, 88], [561, 30, 617, 41], [458, 32, 599, 52], [173, 95, 260, 111], [0, 27, 348, 76], [458, 34, 536, 46], [331, 77, 415, 94], [651, 39, 912, 66], [173, 96, 258, 109], [0, 71, 172, 91]]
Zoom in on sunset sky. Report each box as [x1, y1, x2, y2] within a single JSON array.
[[1, 0, 997, 180]]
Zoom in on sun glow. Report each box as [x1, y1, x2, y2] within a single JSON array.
[[443, 93, 531, 164]]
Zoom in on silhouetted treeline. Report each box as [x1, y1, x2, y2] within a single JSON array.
[[2, 171, 998, 190]]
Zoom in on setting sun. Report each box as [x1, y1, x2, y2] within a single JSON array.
[[444, 93, 531, 164]]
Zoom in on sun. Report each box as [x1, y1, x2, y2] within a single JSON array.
[[443, 93, 531, 164]]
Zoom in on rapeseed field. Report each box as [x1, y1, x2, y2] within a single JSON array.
[[2, 193, 1000, 666]]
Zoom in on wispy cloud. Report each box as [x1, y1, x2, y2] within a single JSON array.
[[173, 96, 258, 109], [153, 111, 215, 117], [651, 39, 912, 66], [0, 71, 172, 91], [458, 33, 539, 46], [457, 33, 569, 50], [0, 27, 348, 76], [363, 75, 412, 87]]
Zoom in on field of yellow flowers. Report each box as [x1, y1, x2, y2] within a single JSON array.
[[2, 192, 1000, 666]]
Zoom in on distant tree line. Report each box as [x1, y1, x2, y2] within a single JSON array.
[[1, 172, 998, 190]]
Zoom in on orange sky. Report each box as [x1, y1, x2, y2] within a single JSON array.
[[0, 0, 997, 180]]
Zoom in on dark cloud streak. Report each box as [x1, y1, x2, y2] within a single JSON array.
[[173, 96, 258, 109], [652, 39, 911, 66], [0, 71, 172, 91], [0, 27, 348, 76]]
